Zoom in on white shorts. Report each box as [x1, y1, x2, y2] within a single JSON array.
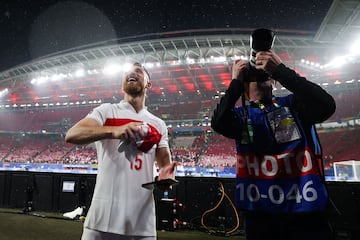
[[81, 227, 156, 240]]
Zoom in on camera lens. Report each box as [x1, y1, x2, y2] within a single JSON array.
[[249, 28, 275, 67], [251, 28, 275, 51]]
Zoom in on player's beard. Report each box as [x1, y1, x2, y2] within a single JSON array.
[[123, 81, 145, 96]]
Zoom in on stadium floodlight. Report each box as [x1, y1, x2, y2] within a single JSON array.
[[0, 88, 9, 97], [323, 53, 357, 69], [214, 56, 227, 63], [144, 62, 155, 68], [103, 64, 121, 76], [171, 60, 182, 65], [350, 37, 360, 55], [240, 55, 248, 60], [186, 57, 195, 64], [199, 58, 206, 64], [75, 69, 85, 78], [31, 76, 50, 85], [50, 73, 67, 81], [324, 56, 347, 68], [87, 69, 99, 75], [231, 55, 240, 60]]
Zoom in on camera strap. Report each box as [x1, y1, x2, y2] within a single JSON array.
[[249, 96, 281, 111], [241, 94, 253, 144]]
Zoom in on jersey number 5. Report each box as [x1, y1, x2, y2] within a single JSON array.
[[130, 156, 142, 171]]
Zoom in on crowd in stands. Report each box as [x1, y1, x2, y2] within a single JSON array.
[[0, 129, 358, 170], [328, 92, 360, 122], [319, 128, 360, 170], [0, 90, 359, 169], [198, 135, 237, 168], [0, 135, 96, 165]]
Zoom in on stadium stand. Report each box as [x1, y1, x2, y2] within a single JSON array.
[[329, 93, 360, 121], [199, 135, 237, 168], [0, 91, 359, 169], [32, 140, 75, 164]]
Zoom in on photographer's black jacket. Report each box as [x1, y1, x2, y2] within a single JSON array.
[[211, 63, 336, 139]]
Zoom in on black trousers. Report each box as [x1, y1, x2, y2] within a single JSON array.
[[242, 211, 333, 240]]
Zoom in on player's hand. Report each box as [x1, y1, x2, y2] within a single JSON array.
[[158, 162, 179, 181], [156, 162, 180, 191], [112, 122, 144, 142]]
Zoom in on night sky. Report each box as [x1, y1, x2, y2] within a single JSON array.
[[0, 0, 332, 72]]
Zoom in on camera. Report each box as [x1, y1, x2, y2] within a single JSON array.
[[249, 28, 276, 67], [245, 28, 276, 82]]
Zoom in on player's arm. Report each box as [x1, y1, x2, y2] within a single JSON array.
[[155, 147, 177, 180], [65, 117, 142, 145]]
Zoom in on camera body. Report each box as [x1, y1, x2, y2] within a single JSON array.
[[244, 28, 276, 82]]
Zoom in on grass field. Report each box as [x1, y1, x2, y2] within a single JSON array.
[[0, 209, 245, 240]]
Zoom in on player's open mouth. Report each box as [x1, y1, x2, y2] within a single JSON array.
[[127, 77, 138, 83]]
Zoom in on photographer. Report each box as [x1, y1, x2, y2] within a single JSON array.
[[211, 29, 336, 240]]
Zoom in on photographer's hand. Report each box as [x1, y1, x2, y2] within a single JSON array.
[[255, 50, 282, 75], [232, 59, 249, 80]]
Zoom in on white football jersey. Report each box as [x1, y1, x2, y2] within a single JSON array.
[[84, 100, 169, 236]]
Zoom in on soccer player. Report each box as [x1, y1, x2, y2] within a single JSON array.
[[65, 62, 177, 240]]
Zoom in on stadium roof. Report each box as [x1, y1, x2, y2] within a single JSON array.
[[0, 0, 359, 108]]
